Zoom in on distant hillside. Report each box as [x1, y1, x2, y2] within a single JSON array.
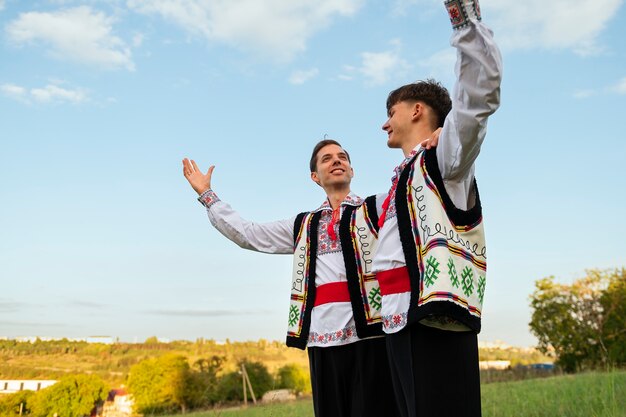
[[0, 337, 551, 386], [0, 338, 309, 386]]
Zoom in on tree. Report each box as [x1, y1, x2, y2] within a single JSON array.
[[127, 354, 190, 414], [184, 356, 224, 408], [276, 364, 311, 395], [0, 391, 36, 417], [29, 374, 107, 417], [217, 360, 274, 403], [529, 269, 626, 371], [144, 336, 159, 345], [599, 268, 626, 365]]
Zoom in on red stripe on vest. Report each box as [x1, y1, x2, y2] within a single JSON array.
[[314, 282, 351, 307], [376, 266, 411, 295]]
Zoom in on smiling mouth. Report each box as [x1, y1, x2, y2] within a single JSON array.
[[330, 168, 345, 174]]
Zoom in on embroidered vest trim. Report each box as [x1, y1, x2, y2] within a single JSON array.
[[339, 196, 383, 338], [286, 211, 320, 350], [286, 197, 383, 349], [396, 148, 486, 333]]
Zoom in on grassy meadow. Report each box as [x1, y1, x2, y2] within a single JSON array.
[[161, 370, 626, 417]]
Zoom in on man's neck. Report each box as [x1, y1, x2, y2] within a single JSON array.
[[325, 187, 351, 210], [402, 126, 435, 157]]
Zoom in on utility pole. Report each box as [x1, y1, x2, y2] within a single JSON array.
[[241, 363, 257, 407], [242, 364, 247, 406]]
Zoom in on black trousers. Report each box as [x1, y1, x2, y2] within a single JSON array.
[[308, 337, 401, 417], [386, 323, 481, 417]]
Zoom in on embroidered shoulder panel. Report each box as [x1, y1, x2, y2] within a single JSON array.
[[287, 213, 314, 338], [405, 150, 487, 321]]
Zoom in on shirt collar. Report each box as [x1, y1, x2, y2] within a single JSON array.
[[313, 191, 364, 212]]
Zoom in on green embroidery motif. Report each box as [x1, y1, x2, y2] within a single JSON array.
[[424, 256, 441, 287], [288, 305, 300, 327], [448, 258, 459, 288], [461, 266, 474, 297], [368, 287, 382, 311], [477, 275, 486, 304]]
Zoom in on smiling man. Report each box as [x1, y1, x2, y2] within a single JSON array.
[[373, 0, 503, 416], [182, 139, 399, 417]]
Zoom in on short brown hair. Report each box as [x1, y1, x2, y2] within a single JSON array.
[[309, 139, 351, 172], [386, 79, 451, 128]]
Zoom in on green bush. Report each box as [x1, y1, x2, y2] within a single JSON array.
[[276, 364, 311, 394], [217, 360, 274, 403], [0, 391, 36, 417], [30, 374, 107, 417]]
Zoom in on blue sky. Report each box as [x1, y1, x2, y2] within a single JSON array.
[[1, 0, 624, 347]]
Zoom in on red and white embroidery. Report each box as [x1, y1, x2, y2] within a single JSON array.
[[445, 0, 481, 30], [198, 189, 220, 209], [382, 312, 408, 331], [308, 325, 358, 345], [317, 211, 343, 255], [314, 194, 364, 256]]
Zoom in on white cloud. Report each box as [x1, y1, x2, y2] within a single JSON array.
[[5, 6, 134, 70], [614, 77, 626, 95], [359, 51, 407, 85], [31, 84, 87, 103], [1, 84, 27, 102], [572, 89, 597, 99], [127, 0, 364, 62], [132, 33, 144, 47], [288, 68, 319, 85], [489, 0, 624, 55], [391, 0, 438, 16], [353, 39, 410, 85], [1, 82, 88, 104], [0, 0, 5, 12], [571, 76, 626, 98], [338, 39, 412, 85], [417, 48, 456, 85]]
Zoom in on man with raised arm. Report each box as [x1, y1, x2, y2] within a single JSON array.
[[373, 0, 503, 416], [182, 140, 400, 417]]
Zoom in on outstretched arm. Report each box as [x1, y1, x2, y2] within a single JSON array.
[[182, 158, 295, 254], [437, 0, 503, 181]]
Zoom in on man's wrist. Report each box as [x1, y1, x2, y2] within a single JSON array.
[[198, 189, 220, 209], [445, 0, 481, 30]]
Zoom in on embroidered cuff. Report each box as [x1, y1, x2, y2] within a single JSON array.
[[197, 189, 220, 209], [445, 0, 481, 30]]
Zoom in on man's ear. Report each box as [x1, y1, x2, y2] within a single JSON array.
[[411, 102, 423, 122], [311, 171, 321, 186]]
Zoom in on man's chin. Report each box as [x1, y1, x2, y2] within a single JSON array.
[[387, 139, 400, 149]]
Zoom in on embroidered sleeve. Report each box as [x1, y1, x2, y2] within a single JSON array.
[[197, 189, 220, 209], [437, 0, 502, 182], [445, 0, 481, 30]]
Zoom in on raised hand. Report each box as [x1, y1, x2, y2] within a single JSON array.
[[420, 127, 442, 150], [182, 158, 215, 195]]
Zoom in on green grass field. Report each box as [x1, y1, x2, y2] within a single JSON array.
[[162, 370, 626, 417], [482, 370, 626, 417]]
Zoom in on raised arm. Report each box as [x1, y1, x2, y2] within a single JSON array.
[[183, 158, 295, 254], [437, 0, 503, 181]]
